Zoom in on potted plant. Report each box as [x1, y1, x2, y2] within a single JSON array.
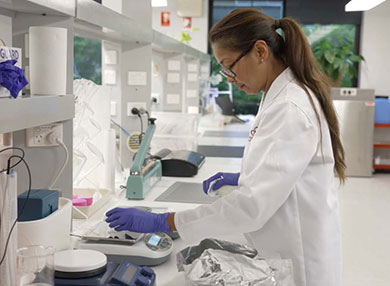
[[312, 38, 364, 87]]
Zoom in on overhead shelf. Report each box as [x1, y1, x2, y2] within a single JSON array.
[[0, 0, 75, 16], [74, 0, 209, 60], [152, 31, 184, 54], [0, 95, 75, 134], [152, 31, 210, 61], [0, 0, 209, 60], [75, 0, 152, 45]]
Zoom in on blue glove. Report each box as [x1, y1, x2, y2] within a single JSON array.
[[105, 207, 171, 233], [202, 172, 240, 195], [0, 60, 28, 98]]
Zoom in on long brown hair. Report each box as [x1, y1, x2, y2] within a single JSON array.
[[209, 8, 346, 183]]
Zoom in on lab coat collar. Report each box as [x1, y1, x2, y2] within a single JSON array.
[[260, 67, 294, 111]]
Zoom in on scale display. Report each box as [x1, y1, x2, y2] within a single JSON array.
[[148, 235, 161, 246]]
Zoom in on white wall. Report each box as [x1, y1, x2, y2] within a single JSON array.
[[0, 14, 12, 46], [151, 52, 166, 111], [359, 0, 390, 95], [152, 0, 209, 53]]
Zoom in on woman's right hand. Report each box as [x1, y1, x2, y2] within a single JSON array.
[[202, 172, 240, 195]]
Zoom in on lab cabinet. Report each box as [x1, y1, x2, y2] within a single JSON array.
[[331, 88, 375, 177]]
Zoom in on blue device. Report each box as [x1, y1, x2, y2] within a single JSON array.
[[375, 97, 390, 124], [54, 259, 156, 286], [111, 260, 155, 286], [18, 189, 59, 221]]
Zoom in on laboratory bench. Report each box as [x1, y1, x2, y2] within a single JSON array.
[[71, 157, 246, 285]]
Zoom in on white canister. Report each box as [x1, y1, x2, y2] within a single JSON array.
[[29, 26, 67, 96]]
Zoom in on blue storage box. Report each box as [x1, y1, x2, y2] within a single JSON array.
[[375, 97, 390, 124], [18, 189, 59, 222]]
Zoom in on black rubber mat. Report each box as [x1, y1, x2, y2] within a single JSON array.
[[197, 145, 244, 158]]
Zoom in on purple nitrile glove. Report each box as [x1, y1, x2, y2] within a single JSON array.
[[202, 172, 240, 195], [0, 60, 28, 98], [105, 207, 171, 233]]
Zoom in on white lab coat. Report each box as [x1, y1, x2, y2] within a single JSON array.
[[175, 68, 341, 286]]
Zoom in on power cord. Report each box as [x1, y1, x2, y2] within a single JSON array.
[[0, 147, 25, 173], [131, 107, 146, 143], [145, 110, 151, 124], [47, 134, 69, 190], [0, 154, 32, 266], [0, 147, 25, 230], [110, 119, 142, 144], [137, 114, 144, 143]]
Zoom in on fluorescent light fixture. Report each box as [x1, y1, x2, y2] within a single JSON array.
[[152, 0, 168, 7], [345, 0, 386, 11]]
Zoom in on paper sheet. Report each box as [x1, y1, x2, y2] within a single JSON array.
[[166, 93, 180, 104], [167, 73, 180, 83], [168, 60, 181, 71]]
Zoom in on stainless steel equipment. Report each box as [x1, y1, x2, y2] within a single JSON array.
[[331, 88, 375, 177]]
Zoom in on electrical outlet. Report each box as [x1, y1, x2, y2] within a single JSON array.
[[110, 101, 117, 116], [26, 123, 63, 147], [340, 88, 357, 96], [127, 102, 147, 116]]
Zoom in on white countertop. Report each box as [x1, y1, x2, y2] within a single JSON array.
[[72, 157, 246, 285]]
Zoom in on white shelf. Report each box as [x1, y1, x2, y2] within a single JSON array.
[[152, 31, 210, 61], [75, 0, 152, 45], [0, 0, 209, 60], [0, 0, 75, 16], [152, 31, 184, 54], [74, 0, 209, 60], [0, 95, 75, 134]]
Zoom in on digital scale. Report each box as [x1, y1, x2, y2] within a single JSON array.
[[54, 249, 156, 286], [75, 221, 173, 266]]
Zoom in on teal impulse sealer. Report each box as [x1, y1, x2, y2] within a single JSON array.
[[126, 118, 162, 200]]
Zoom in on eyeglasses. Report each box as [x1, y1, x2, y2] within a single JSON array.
[[219, 45, 254, 79]]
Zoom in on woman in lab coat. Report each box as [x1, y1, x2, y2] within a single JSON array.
[[106, 8, 345, 286]]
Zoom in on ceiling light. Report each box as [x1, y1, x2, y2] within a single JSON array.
[[152, 0, 168, 7], [345, 0, 386, 11]]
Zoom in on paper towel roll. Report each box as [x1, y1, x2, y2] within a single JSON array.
[[29, 26, 67, 96]]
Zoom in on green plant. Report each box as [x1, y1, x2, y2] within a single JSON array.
[[180, 28, 199, 44], [312, 38, 364, 86], [74, 35, 102, 84]]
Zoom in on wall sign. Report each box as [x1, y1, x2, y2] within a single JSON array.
[[183, 17, 192, 30], [161, 12, 170, 27]]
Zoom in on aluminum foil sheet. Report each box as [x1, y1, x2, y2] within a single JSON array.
[[177, 239, 295, 286]]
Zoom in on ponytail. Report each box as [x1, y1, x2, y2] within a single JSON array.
[[209, 9, 346, 183], [278, 18, 346, 183]]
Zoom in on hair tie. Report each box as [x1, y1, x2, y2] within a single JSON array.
[[274, 19, 281, 29]]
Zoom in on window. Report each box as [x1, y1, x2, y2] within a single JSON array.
[[73, 36, 102, 85], [212, 0, 283, 25], [303, 24, 359, 87]]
